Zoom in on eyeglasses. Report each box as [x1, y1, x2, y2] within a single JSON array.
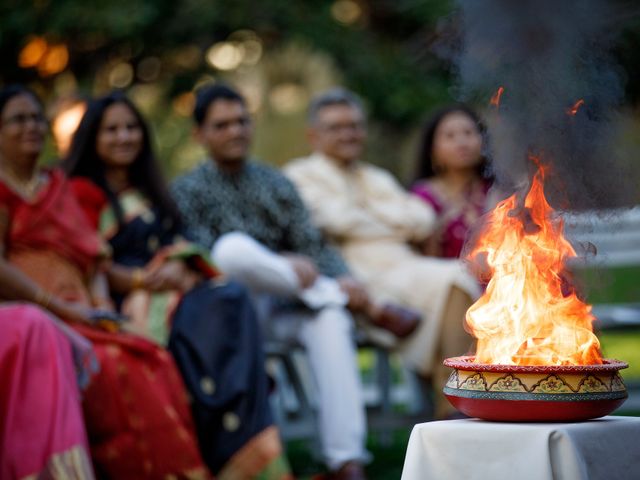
[[318, 121, 365, 134], [1, 113, 48, 128]]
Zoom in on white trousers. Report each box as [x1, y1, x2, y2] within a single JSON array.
[[212, 232, 367, 470]]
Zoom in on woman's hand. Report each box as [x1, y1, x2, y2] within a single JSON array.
[[144, 260, 200, 293], [49, 298, 94, 325]]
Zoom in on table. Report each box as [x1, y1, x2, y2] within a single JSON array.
[[402, 416, 640, 480]]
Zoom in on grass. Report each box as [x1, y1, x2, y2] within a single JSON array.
[[286, 429, 412, 480], [599, 330, 640, 378], [576, 265, 640, 304], [286, 348, 412, 479]]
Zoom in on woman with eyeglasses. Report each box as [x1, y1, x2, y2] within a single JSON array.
[[0, 85, 209, 479]]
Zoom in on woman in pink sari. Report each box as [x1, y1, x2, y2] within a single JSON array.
[[0, 304, 96, 479], [411, 105, 492, 259]]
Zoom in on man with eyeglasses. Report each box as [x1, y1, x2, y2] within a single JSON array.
[[284, 88, 481, 420], [172, 83, 410, 479]]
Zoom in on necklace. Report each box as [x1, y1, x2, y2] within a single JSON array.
[[0, 166, 44, 199]]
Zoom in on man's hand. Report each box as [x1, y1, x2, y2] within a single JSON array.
[[411, 234, 441, 257], [337, 275, 370, 312], [283, 254, 319, 289]]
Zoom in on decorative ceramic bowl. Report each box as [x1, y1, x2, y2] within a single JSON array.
[[443, 356, 628, 422]]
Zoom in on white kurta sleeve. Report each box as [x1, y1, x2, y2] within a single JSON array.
[[284, 159, 391, 241], [359, 167, 437, 241]]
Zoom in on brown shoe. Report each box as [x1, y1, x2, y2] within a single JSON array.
[[326, 461, 367, 480], [370, 303, 421, 339]]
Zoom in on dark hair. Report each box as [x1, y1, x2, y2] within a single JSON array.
[[62, 91, 182, 226], [193, 83, 246, 126], [0, 84, 43, 118], [415, 104, 489, 181], [307, 87, 364, 125]]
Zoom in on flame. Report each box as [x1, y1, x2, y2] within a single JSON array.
[[566, 99, 585, 116], [466, 160, 602, 366], [490, 86, 505, 107]]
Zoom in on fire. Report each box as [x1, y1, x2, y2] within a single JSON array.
[[566, 99, 585, 116], [466, 160, 602, 366], [490, 86, 505, 107]]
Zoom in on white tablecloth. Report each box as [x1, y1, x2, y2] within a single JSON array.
[[402, 416, 640, 480]]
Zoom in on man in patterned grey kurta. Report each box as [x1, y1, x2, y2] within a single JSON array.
[[171, 84, 369, 479], [171, 158, 349, 279]]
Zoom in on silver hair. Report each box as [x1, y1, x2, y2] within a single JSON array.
[[307, 87, 364, 125]]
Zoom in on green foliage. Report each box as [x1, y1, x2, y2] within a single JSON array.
[[2, 0, 638, 177], [2, 0, 638, 126], [0, 0, 458, 125]]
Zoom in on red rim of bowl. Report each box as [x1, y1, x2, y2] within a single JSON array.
[[444, 355, 628, 373]]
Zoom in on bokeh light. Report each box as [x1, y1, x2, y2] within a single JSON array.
[[137, 57, 162, 82], [38, 44, 69, 77], [206, 42, 244, 71], [229, 30, 263, 66], [18, 37, 48, 68], [19, 37, 69, 77], [269, 83, 308, 114], [331, 0, 363, 25], [109, 63, 134, 88], [52, 100, 87, 156], [172, 92, 196, 117]]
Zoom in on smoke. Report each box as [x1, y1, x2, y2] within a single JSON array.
[[442, 0, 637, 209]]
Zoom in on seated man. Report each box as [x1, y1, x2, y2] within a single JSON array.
[[171, 84, 414, 480], [284, 88, 481, 419]]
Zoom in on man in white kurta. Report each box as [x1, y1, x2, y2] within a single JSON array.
[[284, 88, 480, 417]]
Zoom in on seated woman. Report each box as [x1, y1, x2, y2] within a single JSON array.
[[0, 304, 95, 480], [0, 85, 208, 479], [411, 105, 492, 259], [63, 91, 291, 479]]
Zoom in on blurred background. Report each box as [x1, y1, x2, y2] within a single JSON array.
[[2, 2, 640, 477], [1, 0, 639, 185]]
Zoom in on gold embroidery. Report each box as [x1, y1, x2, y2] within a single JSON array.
[[20, 444, 94, 480], [223, 412, 241, 432], [200, 376, 216, 395]]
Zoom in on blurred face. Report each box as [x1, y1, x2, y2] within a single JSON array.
[[0, 94, 47, 162], [196, 99, 252, 166], [96, 102, 144, 169], [432, 111, 483, 173], [308, 104, 366, 166]]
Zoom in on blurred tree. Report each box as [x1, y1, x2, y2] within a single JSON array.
[[1, 0, 638, 181], [0, 0, 458, 126], [2, 0, 638, 123]]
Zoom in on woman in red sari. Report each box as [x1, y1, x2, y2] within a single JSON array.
[[64, 92, 292, 480], [0, 85, 209, 479]]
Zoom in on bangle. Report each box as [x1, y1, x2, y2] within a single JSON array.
[[34, 289, 53, 310], [131, 268, 145, 290]]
